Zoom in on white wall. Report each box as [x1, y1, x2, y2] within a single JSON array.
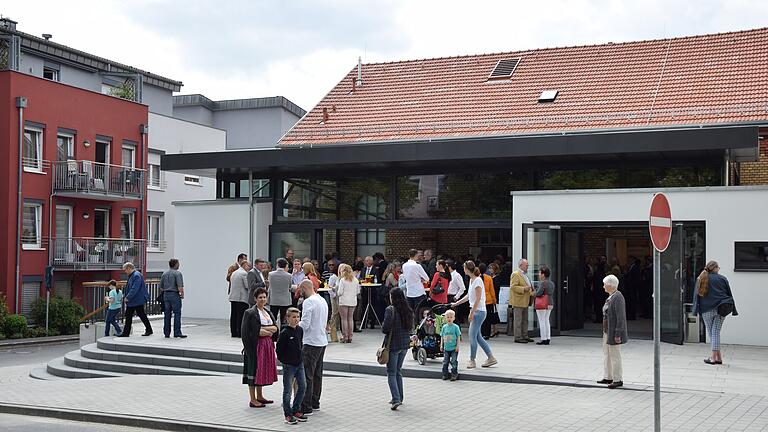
[[512, 186, 768, 346], [173, 201, 272, 319], [147, 113, 226, 273]]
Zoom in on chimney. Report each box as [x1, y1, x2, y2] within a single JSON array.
[[322, 107, 329, 123], [0, 17, 18, 31], [42, 33, 52, 41], [356, 56, 363, 87], [351, 76, 356, 92]]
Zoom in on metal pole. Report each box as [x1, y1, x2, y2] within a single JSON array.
[[653, 248, 661, 432], [45, 290, 50, 333], [248, 170, 254, 261]]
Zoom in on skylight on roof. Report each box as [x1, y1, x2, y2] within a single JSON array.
[[538, 90, 559, 103], [488, 58, 521, 79]]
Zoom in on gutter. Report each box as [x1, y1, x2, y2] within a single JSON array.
[[15, 96, 27, 314]]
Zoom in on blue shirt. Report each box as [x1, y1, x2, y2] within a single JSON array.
[[124, 270, 148, 307], [440, 323, 461, 351]]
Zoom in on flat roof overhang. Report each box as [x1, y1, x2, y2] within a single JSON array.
[[161, 125, 762, 178]]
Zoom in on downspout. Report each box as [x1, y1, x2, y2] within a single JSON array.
[[724, 149, 730, 186], [249, 169, 254, 261], [15, 96, 28, 314], [139, 124, 147, 271]]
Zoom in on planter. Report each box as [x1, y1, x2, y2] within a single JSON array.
[[88, 254, 100, 264], [64, 253, 75, 262]]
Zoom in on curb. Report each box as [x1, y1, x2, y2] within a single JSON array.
[[0, 335, 78, 349], [0, 402, 283, 432]]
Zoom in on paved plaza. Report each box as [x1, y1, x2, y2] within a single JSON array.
[[1, 318, 767, 431]]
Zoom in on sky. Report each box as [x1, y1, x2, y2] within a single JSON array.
[[2, 0, 767, 111]]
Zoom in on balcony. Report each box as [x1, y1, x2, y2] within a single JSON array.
[[51, 237, 146, 271], [52, 160, 145, 201]]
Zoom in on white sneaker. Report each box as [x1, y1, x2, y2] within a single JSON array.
[[481, 357, 498, 368], [467, 359, 476, 369]]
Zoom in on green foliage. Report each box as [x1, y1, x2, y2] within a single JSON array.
[[0, 293, 8, 332], [108, 83, 135, 101], [3, 314, 27, 338], [25, 327, 48, 338], [30, 296, 85, 335]]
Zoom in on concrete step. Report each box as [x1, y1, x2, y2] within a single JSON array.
[[46, 356, 127, 379], [81, 343, 242, 374], [63, 350, 234, 377], [96, 337, 242, 363], [29, 366, 67, 381]]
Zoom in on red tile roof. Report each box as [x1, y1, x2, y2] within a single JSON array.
[[280, 27, 768, 147]]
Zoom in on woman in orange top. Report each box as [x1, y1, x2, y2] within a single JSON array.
[[295, 262, 321, 302], [480, 263, 500, 339], [429, 260, 450, 304]]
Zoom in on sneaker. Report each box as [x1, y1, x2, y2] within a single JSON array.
[[607, 381, 624, 389], [293, 412, 308, 422], [301, 409, 314, 416], [467, 360, 476, 369], [481, 357, 498, 368], [450, 374, 458, 381], [391, 402, 402, 410], [312, 405, 320, 411], [442, 374, 450, 380], [284, 415, 297, 425]]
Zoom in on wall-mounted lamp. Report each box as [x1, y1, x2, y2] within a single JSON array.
[[83, 139, 91, 148], [82, 212, 90, 220]]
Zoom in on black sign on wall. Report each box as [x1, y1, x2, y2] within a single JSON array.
[[734, 242, 768, 271]]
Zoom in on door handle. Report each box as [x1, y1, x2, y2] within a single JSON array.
[[563, 277, 569, 293]]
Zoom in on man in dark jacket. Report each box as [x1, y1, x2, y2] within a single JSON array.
[[118, 262, 153, 337], [276, 308, 306, 424]]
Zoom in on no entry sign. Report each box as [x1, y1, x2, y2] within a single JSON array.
[[649, 193, 672, 252]]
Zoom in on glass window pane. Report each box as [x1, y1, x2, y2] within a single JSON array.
[[22, 205, 38, 244]]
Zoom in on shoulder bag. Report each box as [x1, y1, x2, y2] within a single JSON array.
[[534, 285, 549, 310], [377, 311, 395, 365]]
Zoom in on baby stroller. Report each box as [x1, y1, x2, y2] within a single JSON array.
[[411, 303, 451, 365]]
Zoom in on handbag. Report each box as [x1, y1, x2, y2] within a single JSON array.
[[717, 302, 735, 317], [534, 293, 549, 310], [377, 314, 395, 365], [432, 279, 445, 295]]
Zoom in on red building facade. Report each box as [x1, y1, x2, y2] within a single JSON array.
[[1, 71, 148, 319]]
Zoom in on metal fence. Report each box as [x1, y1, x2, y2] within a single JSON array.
[[52, 237, 146, 270], [51, 160, 144, 199], [81, 279, 163, 324]]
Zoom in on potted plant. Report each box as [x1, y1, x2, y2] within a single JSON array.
[[89, 243, 104, 264]]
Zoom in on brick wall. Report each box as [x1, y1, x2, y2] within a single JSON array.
[[738, 139, 768, 185]]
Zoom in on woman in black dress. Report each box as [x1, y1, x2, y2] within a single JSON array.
[[241, 288, 279, 408]]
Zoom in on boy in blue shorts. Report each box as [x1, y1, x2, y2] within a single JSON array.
[[440, 309, 461, 381]]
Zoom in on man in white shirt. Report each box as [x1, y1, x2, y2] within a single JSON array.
[[298, 280, 328, 415], [401, 248, 430, 314], [446, 259, 466, 303]]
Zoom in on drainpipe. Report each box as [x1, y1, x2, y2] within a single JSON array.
[[249, 169, 254, 261], [15, 96, 28, 314], [724, 149, 730, 186], [139, 124, 147, 271]]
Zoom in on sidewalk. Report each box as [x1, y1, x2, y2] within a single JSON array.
[[105, 318, 768, 396], [0, 334, 78, 348]]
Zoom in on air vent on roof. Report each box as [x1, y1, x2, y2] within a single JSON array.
[[488, 58, 521, 79], [538, 90, 558, 103]]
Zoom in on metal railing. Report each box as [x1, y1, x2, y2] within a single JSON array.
[[51, 237, 146, 270], [51, 160, 145, 199], [81, 279, 162, 324]]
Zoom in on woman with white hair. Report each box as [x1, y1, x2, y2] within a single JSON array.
[[597, 274, 628, 389]]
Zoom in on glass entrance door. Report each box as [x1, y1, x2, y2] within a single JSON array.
[[560, 230, 585, 331], [659, 224, 685, 345], [522, 224, 560, 332]]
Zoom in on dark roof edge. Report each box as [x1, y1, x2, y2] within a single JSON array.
[[173, 94, 306, 118], [1, 27, 183, 91]]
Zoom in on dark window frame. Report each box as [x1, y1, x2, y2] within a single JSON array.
[[734, 241, 768, 272]]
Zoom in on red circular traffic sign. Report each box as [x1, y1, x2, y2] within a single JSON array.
[[649, 193, 672, 252]]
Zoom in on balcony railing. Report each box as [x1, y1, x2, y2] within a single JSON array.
[[52, 160, 145, 200], [51, 237, 146, 270]]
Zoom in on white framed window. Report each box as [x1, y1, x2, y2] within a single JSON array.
[[101, 83, 117, 95], [149, 163, 163, 189], [120, 211, 135, 239], [121, 145, 135, 169], [147, 213, 164, 251], [56, 133, 74, 162], [22, 202, 43, 249], [184, 175, 201, 186], [23, 127, 43, 172], [43, 67, 59, 81]]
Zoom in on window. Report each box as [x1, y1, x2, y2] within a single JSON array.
[[56, 133, 74, 161], [149, 163, 163, 189], [23, 128, 43, 172], [22, 203, 42, 249], [356, 195, 386, 256], [21, 282, 41, 323], [147, 213, 163, 251], [121, 145, 135, 168], [120, 211, 135, 239], [43, 67, 59, 81], [184, 175, 201, 186], [734, 242, 768, 271]]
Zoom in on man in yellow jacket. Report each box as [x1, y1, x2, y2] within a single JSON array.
[[508, 259, 534, 343]]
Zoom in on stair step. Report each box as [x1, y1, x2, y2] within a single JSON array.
[[96, 337, 242, 363], [46, 356, 126, 379], [81, 343, 242, 374], [30, 366, 67, 381], [64, 350, 235, 377]]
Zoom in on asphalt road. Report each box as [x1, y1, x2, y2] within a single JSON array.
[[0, 341, 79, 368], [0, 414, 152, 432]]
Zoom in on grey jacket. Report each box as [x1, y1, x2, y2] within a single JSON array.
[[604, 290, 628, 345], [246, 268, 267, 306], [228, 268, 250, 304], [267, 269, 293, 307]]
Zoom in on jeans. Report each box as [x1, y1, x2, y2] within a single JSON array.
[[469, 309, 492, 360], [282, 363, 306, 416], [300, 345, 325, 412], [123, 304, 152, 336], [163, 291, 182, 337], [386, 349, 407, 404], [104, 308, 122, 336], [442, 349, 458, 376]]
